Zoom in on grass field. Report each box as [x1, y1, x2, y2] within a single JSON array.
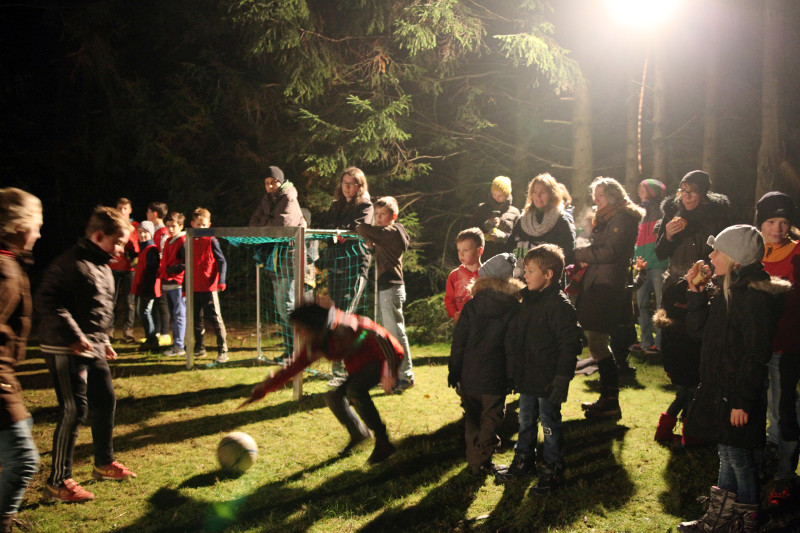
[[11, 335, 800, 532]]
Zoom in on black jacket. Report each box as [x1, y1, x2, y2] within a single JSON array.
[[449, 276, 523, 396], [470, 195, 520, 258], [35, 238, 115, 356], [685, 264, 790, 448], [505, 284, 584, 396], [319, 198, 374, 278]]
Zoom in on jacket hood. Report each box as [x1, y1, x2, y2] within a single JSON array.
[[661, 192, 730, 219], [748, 275, 793, 295], [393, 222, 410, 247], [468, 275, 524, 298]]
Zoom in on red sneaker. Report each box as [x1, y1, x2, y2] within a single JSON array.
[[44, 478, 95, 503], [92, 461, 137, 481]]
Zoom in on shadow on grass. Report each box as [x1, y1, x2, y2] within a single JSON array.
[[658, 442, 718, 523]]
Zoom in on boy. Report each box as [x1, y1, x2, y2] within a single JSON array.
[[495, 244, 583, 493], [356, 197, 414, 390], [131, 221, 161, 351], [108, 198, 139, 343], [1, 188, 42, 528], [159, 212, 187, 356], [146, 201, 170, 341], [190, 208, 228, 363], [448, 253, 522, 475], [244, 302, 403, 464], [445, 228, 484, 322], [35, 206, 137, 503]]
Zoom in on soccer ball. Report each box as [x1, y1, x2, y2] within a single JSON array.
[[217, 431, 258, 474]]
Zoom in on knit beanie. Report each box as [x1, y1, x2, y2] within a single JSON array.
[[755, 191, 795, 228], [138, 220, 155, 237], [680, 170, 711, 195], [640, 179, 667, 199], [479, 252, 516, 279], [706, 224, 764, 267], [491, 176, 512, 197], [267, 165, 285, 184]]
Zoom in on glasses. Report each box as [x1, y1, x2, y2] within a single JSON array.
[[341, 180, 358, 187], [678, 188, 699, 197]]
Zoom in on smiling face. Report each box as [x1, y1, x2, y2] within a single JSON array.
[[137, 225, 152, 242], [531, 183, 551, 210], [761, 217, 790, 245], [93, 229, 130, 257], [679, 182, 702, 211]]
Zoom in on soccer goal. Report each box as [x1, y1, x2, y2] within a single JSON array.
[[184, 226, 375, 399]]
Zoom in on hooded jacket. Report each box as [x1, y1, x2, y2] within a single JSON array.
[[470, 195, 520, 257], [449, 276, 523, 396], [248, 181, 304, 227], [0, 250, 32, 427], [356, 222, 409, 290]]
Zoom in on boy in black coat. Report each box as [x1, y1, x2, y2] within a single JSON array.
[[496, 244, 584, 493], [448, 253, 523, 476]]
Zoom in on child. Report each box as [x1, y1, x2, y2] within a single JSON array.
[[0, 188, 42, 529], [159, 212, 187, 357], [35, 206, 137, 503], [131, 221, 161, 351], [496, 244, 583, 493], [448, 253, 522, 475], [678, 225, 789, 531], [108, 198, 139, 343], [469, 176, 520, 258], [356, 196, 414, 390], [190, 208, 228, 364], [147, 201, 170, 340], [244, 302, 403, 464], [444, 228, 484, 323]]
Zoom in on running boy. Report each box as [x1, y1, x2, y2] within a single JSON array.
[[159, 212, 187, 356], [448, 253, 522, 475], [244, 302, 403, 464], [190, 208, 228, 363], [445, 228, 484, 322], [356, 196, 414, 390], [35, 206, 137, 503], [496, 244, 584, 493], [131, 221, 160, 351]]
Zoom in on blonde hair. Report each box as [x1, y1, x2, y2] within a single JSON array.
[[374, 196, 399, 216], [523, 173, 563, 214], [85, 206, 132, 238], [192, 207, 211, 225], [590, 177, 644, 215], [711, 249, 740, 309], [0, 187, 43, 245]]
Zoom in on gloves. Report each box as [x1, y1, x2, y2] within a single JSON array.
[[547, 375, 571, 404]]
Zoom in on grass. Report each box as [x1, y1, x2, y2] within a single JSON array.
[[12, 335, 798, 532]]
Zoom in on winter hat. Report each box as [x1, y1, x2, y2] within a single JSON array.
[[680, 170, 711, 195], [491, 176, 512, 197], [138, 220, 155, 237], [640, 179, 667, 199], [755, 191, 795, 228], [706, 224, 764, 267], [267, 165, 285, 184], [479, 252, 516, 279]]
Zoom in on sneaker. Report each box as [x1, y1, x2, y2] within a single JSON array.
[[629, 343, 645, 353], [768, 479, 795, 506], [494, 454, 536, 482], [584, 397, 622, 419], [92, 461, 137, 481], [531, 464, 562, 495], [44, 479, 94, 503], [367, 438, 396, 464], [163, 347, 186, 357], [194, 348, 207, 358], [471, 460, 507, 477], [645, 345, 661, 355], [215, 351, 229, 364], [140, 339, 160, 352], [394, 379, 415, 393]]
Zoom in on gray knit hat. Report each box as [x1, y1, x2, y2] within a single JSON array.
[[706, 224, 764, 267], [479, 253, 516, 279], [138, 220, 155, 237]]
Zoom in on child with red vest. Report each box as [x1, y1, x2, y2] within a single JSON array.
[[131, 221, 161, 351], [108, 198, 139, 343], [190, 208, 228, 363], [159, 212, 186, 356]]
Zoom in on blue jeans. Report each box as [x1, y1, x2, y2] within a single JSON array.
[[269, 271, 295, 357], [378, 285, 413, 381], [165, 288, 185, 349], [516, 394, 563, 467], [136, 296, 156, 343], [636, 267, 665, 349], [0, 417, 39, 515], [718, 444, 759, 505]]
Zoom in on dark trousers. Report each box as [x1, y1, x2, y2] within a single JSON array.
[[45, 353, 116, 486], [154, 293, 171, 336], [462, 393, 505, 470], [112, 270, 135, 332], [324, 361, 386, 439], [193, 291, 227, 351]]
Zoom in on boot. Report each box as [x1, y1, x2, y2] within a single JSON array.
[[323, 391, 371, 456], [531, 463, 563, 495], [654, 412, 681, 442], [584, 389, 621, 419], [729, 502, 759, 533], [681, 419, 706, 448], [677, 486, 737, 532], [494, 452, 536, 482]]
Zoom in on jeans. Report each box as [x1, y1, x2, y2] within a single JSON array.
[[636, 267, 665, 349], [0, 417, 39, 515], [165, 288, 186, 349], [269, 271, 295, 356], [136, 296, 156, 344], [112, 270, 135, 332], [516, 394, 563, 467], [718, 444, 759, 505], [766, 351, 800, 480], [378, 285, 413, 381]]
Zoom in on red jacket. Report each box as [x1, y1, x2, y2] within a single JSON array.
[[131, 241, 161, 298], [444, 265, 479, 319], [762, 239, 800, 353], [153, 225, 168, 253], [192, 236, 227, 292], [159, 233, 186, 285], [109, 221, 139, 272]]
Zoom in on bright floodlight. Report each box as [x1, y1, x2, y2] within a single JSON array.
[[606, 0, 681, 29]]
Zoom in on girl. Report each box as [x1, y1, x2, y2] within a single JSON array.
[[470, 176, 520, 258], [678, 225, 789, 532]]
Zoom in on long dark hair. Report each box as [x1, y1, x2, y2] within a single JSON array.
[[333, 167, 368, 205]]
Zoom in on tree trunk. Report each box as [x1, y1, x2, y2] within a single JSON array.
[[625, 55, 642, 191], [702, 5, 721, 183], [756, 0, 782, 200], [652, 41, 667, 182], [571, 80, 593, 211]]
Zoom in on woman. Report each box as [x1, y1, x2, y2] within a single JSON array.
[[510, 173, 575, 272], [574, 177, 643, 419]]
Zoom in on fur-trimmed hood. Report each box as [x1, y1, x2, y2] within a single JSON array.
[[468, 276, 525, 297]]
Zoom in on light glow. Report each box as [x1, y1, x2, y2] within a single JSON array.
[[606, 0, 681, 29]]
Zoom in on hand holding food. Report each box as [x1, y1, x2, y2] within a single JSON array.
[[686, 260, 711, 291], [665, 217, 688, 240]]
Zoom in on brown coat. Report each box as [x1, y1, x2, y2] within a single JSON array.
[[0, 251, 32, 428]]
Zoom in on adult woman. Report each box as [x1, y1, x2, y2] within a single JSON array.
[[510, 173, 575, 272], [652, 170, 730, 442], [574, 177, 643, 419]]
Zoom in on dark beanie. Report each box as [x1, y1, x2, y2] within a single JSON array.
[[267, 165, 285, 184], [680, 170, 711, 195], [755, 191, 796, 228]]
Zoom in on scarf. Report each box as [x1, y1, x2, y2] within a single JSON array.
[[520, 207, 561, 237], [592, 202, 625, 229]]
